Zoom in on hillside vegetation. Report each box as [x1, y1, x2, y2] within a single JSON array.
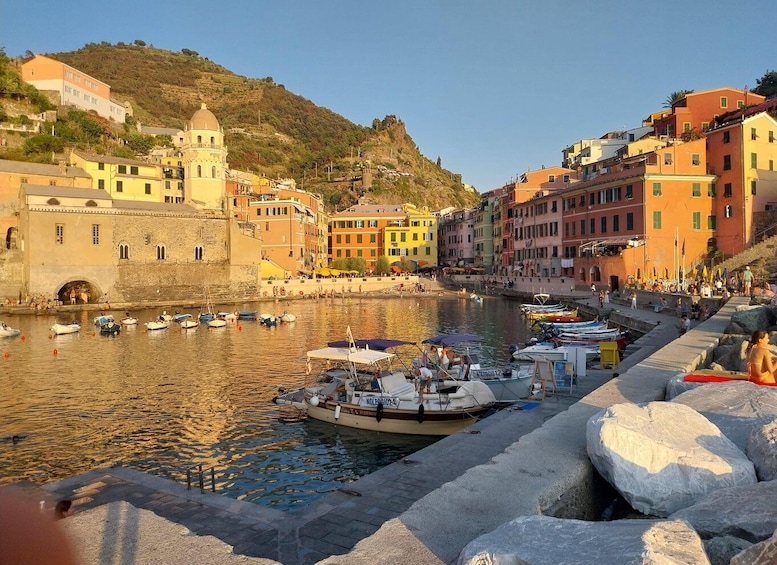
[[2, 43, 478, 211]]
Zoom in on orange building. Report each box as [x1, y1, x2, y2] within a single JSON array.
[[21, 55, 127, 122], [705, 110, 777, 256], [652, 88, 764, 138], [560, 138, 715, 290]]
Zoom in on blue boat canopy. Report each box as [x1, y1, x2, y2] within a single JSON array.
[[326, 338, 415, 350], [422, 334, 483, 347]]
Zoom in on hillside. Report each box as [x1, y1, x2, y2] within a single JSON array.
[[42, 43, 479, 211]]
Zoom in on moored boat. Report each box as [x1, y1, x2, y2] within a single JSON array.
[[51, 322, 80, 335], [207, 316, 227, 328], [278, 311, 296, 323], [94, 314, 115, 326], [120, 313, 138, 326], [100, 322, 121, 335], [145, 318, 170, 331], [295, 330, 496, 436], [0, 322, 21, 338], [512, 342, 599, 363], [238, 311, 258, 320]]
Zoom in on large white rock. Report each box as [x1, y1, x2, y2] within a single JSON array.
[[665, 373, 705, 400], [747, 419, 777, 481], [731, 527, 777, 565], [586, 402, 756, 517], [671, 381, 777, 451], [670, 480, 777, 543], [457, 515, 709, 565]]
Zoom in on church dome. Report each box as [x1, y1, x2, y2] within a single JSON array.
[[190, 103, 219, 130]]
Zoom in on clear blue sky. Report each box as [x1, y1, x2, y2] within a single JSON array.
[[2, 0, 775, 192]]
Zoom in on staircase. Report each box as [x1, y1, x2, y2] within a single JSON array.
[[713, 233, 777, 279]]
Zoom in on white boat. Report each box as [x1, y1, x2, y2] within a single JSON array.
[[120, 316, 138, 326], [513, 343, 599, 363], [278, 311, 296, 323], [470, 293, 482, 304], [175, 314, 198, 329], [293, 330, 496, 436], [159, 311, 173, 322], [51, 322, 80, 335], [217, 311, 238, 322], [145, 319, 170, 331], [208, 317, 227, 328], [458, 354, 532, 404], [0, 322, 21, 337]]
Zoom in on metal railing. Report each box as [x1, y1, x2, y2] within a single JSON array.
[[187, 464, 216, 494]]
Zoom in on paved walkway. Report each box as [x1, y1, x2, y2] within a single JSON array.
[[11, 291, 687, 565]]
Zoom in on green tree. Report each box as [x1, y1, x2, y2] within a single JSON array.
[[375, 256, 390, 275], [119, 132, 156, 155], [134, 40, 146, 47], [23, 134, 64, 155], [753, 70, 777, 99], [663, 90, 693, 108]]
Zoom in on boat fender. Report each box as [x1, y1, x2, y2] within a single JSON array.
[[334, 404, 341, 420], [417, 404, 424, 423], [376, 402, 384, 422], [309, 395, 319, 407]]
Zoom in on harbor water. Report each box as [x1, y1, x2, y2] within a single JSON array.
[[0, 295, 534, 510]]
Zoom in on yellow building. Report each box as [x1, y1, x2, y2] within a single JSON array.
[[182, 103, 228, 210], [383, 204, 437, 267], [69, 150, 162, 202]]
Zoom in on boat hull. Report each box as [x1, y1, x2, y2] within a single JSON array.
[[51, 324, 80, 335], [305, 399, 488, 436]]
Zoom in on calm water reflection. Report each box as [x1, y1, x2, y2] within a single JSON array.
[[0, 295, 532, 509]]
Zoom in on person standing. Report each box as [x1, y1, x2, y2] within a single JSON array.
[[630, 292, 637, 309], [604, 290, 610, 304], [743, 266, 753, 295], [598, 291, 604, 308], [69, 288, 76, 305]]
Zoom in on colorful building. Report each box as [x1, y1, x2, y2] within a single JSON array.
[[21, 55, 126, 123], [69, 150, 162, 202]]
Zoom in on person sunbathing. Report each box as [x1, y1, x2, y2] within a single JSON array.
[[746, 330, 777, 384]]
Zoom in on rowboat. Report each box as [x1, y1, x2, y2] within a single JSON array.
[[529, 309, 578, 321], [145, 319, 169, 331]]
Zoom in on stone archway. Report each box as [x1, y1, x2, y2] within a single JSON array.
[[56, 280, 102, 305]]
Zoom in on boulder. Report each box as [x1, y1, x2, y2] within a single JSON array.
[[457, 515, 709, 565], [671, 381, 777, 451], [731, 528, 777, 565], [587, 402, 756, 517], [747, 419, 777, 481], [725, 321, 746, 335], [730, 306, 776, 335], [703, 536, 753, 565], [665, 373, 705, 400], [670, 480, 777, 542]]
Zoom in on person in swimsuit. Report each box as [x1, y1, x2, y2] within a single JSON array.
[[746, 330, 777, 384]]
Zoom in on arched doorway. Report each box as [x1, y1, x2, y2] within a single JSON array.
[[57, 281, 102, 305], [5, 227, 17, 249], [589, 265, 601, 283]]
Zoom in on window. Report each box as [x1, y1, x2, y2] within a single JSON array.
[[548, 174, 555, 182], [370, 234, 376, 243], [738, 100, 745, 109], [345, 234, 351, 244], [626, 213, 634, 231], [692, 212, 701, 230], [197, 165, 202, 177], [692, 153, 700, 166], [368, 220, 378, 228], [589, 193, 595, 206], [702, 122, 709, 131], [98, 179, 105, 190], [653, 182, 662, 196], [335, 234, 341, 244], [708, 216, 716, 230], [116, 180, 123, 192], [145, 183, 151, 195], [118, 165, 127, 174], [625, 184, 633, 199], [613, 215, 620, 232], [692, 183, 701, 197], [400, 233, 406, 242], [356, 234, 363, 244], [724, 205, 733, 218], [770, 131, 775, 143], [752, 180, 757, 195], [751, 152, 758, 169], [55, 224, 64, 245], [589, 218, 595, 234], [119, 244, 129, 260], [563, 174, 570, 183], [683, 123, 691, 133], [720, 96, 728, 108], [130, 166, 138, 175], [708, 183, 716, 197], [165, 180, 171, 189], [579, 195, 585, 207], [98, 162, 104, 171], [600, 217, 607, 234], [723, 155, 731, 170], [49, 180, 56, 186], [580, 220, 585, 235], [157, 245, 166, 260], [92, 224, 100, 245], [723, 131, 730, 143], [212, 166, 216, 178], [751, 128, 758, 141], [653, 211, 662, 229], [724, 183, 732, 197], [390, 233, 396, 242], [194, 246, 203, 261]]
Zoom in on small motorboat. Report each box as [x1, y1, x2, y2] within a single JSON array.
[[0, 322, 21, 338], [94, 314, 115, 326], [207, 317, 227, 328], [51, 322, 80, 335], [120, 312, 138, 326], [278, 312, 296, 323], [159, 311, 173, 322], [145, 319, 170, 331], [175, 314, 198, 329], [259, 314, 277, 327], [100, 322, 121, 336], [238, 311, 258, 320], [217, 311, 238, 322]]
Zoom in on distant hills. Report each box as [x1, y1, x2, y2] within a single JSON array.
[[48, 42, 479, 211]]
